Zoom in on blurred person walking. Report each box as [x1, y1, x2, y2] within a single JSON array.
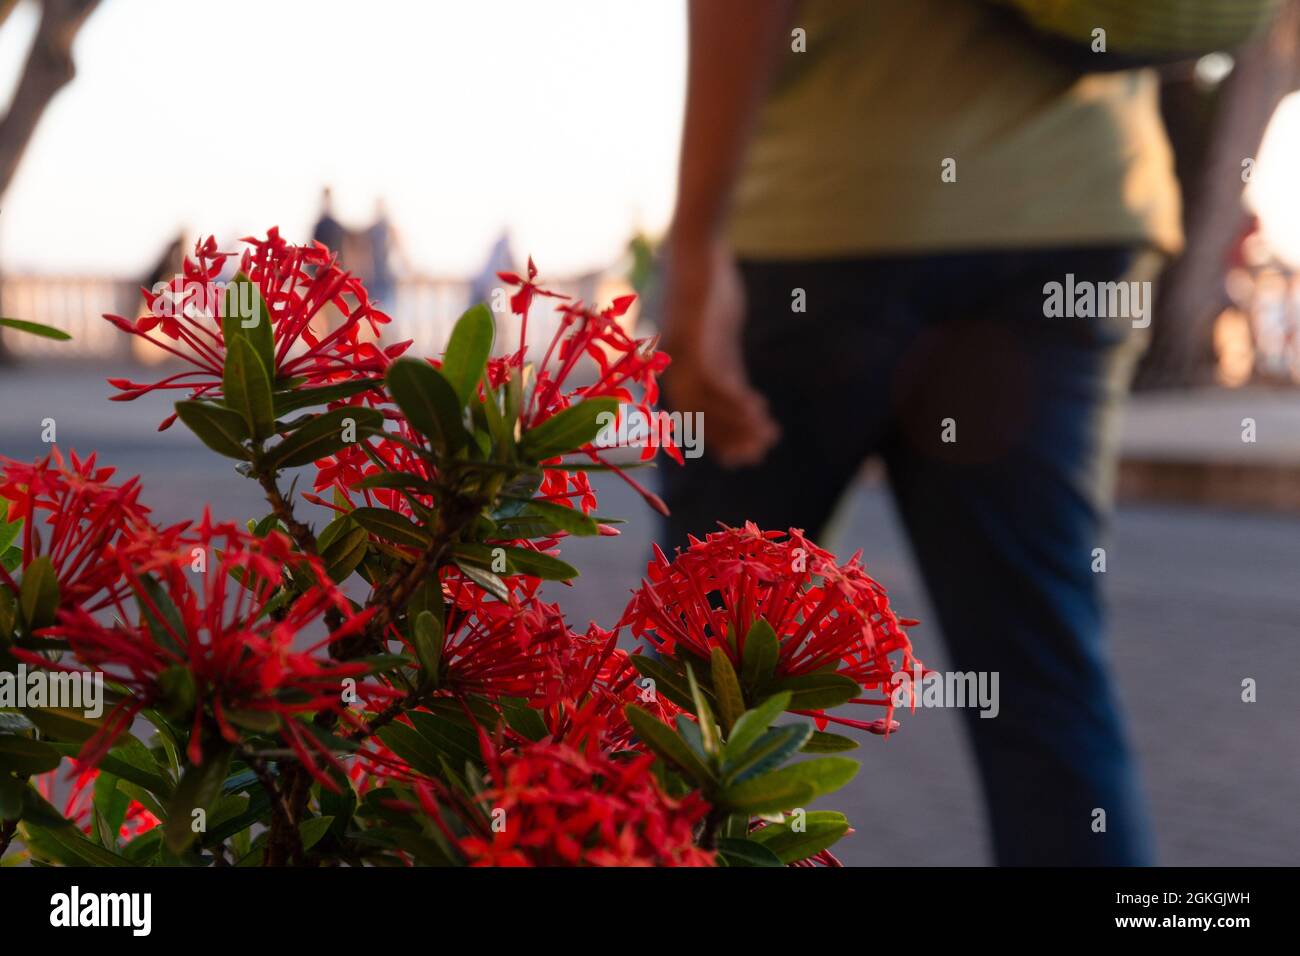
[[360, 198, 406, 311], [312, 186, 347, 260], [660, 0, 1283, 866]]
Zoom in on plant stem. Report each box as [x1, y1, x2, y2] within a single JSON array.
[[699, 806, 725, 851], [255, 464, 481, 865], [0, 818, 16, 859]]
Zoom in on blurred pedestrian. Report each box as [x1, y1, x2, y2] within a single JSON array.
[[660, 0, 1283, 866]]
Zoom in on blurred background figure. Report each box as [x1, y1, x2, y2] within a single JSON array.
[[311, 187, 347, 263], [468, 230, 515, 310], [360, 198, 405, 310], [658, 0, 1291, 867]]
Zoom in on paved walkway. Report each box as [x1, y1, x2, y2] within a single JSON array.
[[1121, 387, 1300, 510]]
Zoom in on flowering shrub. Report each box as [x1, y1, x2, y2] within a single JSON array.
[[0, 230, 919, 867]]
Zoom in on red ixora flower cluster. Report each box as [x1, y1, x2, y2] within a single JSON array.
[[104, 229, 410, 429], [426, 572, 592, 704], [494, 258, 677, 514], [0, 450, 160, 612], [438, 726, 713, 867], [622, 523, 921, 733], [22, 514, 390, 776], [0, 227, 923, 869]]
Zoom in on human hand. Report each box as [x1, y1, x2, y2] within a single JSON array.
[[660, 235, 780, 468]]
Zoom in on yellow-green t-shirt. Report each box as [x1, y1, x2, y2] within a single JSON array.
[[727, 0, 1185, 259]]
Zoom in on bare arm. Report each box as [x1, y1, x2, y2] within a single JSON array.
[[661, 1, 793, 467], [670, 0, 795, 246]]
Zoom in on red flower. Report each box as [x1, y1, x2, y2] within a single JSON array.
[[495, 256, 568, 348], [496, 261, 676, 515], [23, 514, 388, 777], [0, 450, 162, 614], [453, 726, 714, 867], [104, 229, 409, 429], [540, 627, 683, 753], [621, 523, 920, 733], [426, 574, 587, 704]]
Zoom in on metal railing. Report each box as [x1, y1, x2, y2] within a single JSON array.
[[0, 272, 620, 363]]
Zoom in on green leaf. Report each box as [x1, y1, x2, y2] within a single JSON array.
[[137, 573, 188, 657], [0, 712, 33, 735], [263, 406, 383, 470], [164, 746, 233, 854], [93, 770, 129, 848], [629, 654, 702, 713], [719, 757, 859, 815], [511, 497, 599, 536], [175, 400, 251, 460], [18, 786, 74, 828], [234, 844, 266, 867], [481, 379, 513, 458], [710, 648, 746, 734], [23, 707, 108, 745], [412, 610, 443, 687], [272, 379, 380, 415], [377, 724, 444, 777], [453, 562, 511, 602], [0, 317, 71, 340], [674, 713, 708, 761], [351, 506, 431, 549], [0, 502, 21, 553], [499, 697, 548, 742], [353, 472, 438, 494], [760, 672, 861, 711], [749, 811, 852, 864], [19, 555, 59, 630], [0, 736, 62, 775], [22, 820, 130, 867], [319, 524, 369, 583], [298, 815, 335, 852], [0, 585, 15, 641], [451, 543, 577, 581], [440, 305, 495, 408], [723, 724, 812, 785], [225, 709, 280, 733], [719, 777, 815, 817], [519, 398, 619, 461], [0, 774, 23, 821], [407, 711, 482, 769], [801, 731, 860, 753], [724, 691, 793, 760], [384, 358, 467, 455], [223, 336, 275, 440], [320, 775, 356, 839], [716, 836, 785, 867], [49, 738, 174, 798], [741, 619, 780, 689], [685, 663, 720, 757], [201, 788, 271, 846], [623, 704, 714, 786], [222, 273, 275, 376]]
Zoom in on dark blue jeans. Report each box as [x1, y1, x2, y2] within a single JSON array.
[[660, 247, 1156, 866]]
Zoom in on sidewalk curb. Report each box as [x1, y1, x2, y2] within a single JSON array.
[[1119, 457, 1300, 512]]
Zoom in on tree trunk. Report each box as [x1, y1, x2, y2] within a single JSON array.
[[0, 0, 100, 198], [1138, 0, 1300, 389], [0, 0, 101, 362]]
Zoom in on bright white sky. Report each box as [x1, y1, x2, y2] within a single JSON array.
[[1249, 90, 1300, 269], [3, 1, 1300, 277], [0, 0, 687, 277]]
